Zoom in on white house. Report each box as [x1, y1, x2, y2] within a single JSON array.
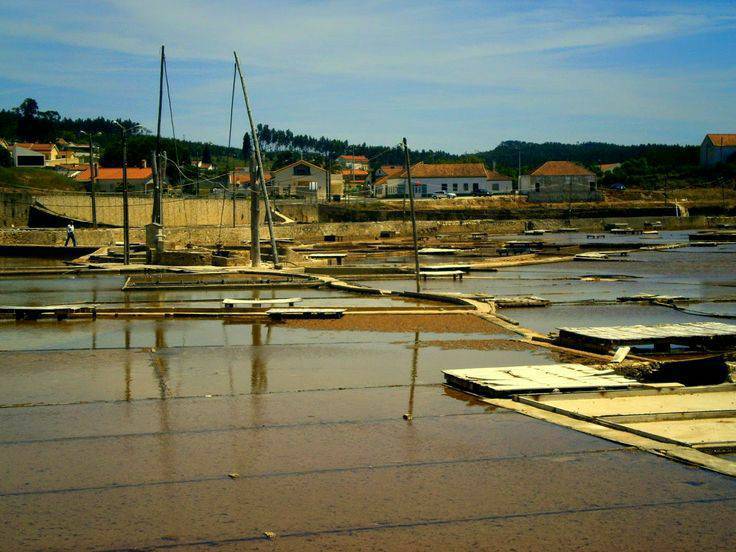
[[700, 134, 736, 167], [374, 162, 491, 198], [11, 144, 46, 167]]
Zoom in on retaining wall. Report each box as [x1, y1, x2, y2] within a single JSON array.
[[34, 194, 261, 228], [1, 215, 732, 248]]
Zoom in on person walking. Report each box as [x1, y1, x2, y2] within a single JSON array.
[[64, 222, 77, 247]]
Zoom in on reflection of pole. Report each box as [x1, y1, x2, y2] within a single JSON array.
[[251, 324, 267, 394], [405, 331, 419, 422], [233, 52, 280, 267], [403, 138, 421, 293]]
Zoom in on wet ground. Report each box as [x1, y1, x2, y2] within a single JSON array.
[[2, 236, 736, 549]]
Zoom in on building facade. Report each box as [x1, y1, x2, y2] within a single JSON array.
[[519, 161, 600, 202], [700, 134, 736, 167], [336, 154, 369, 171], [270, 160, 343, 200], [11, 144, 46, 167]]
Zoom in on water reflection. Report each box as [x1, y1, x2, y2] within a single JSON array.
[[406, 331, 419, 422]]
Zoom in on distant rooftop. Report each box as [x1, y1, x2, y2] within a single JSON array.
[[531, 161, 594, 177], [705, 134, 736, 147]]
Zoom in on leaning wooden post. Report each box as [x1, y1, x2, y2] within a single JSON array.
[[250, 150, 261, 266], [403, 137, 421, 293], [233, 52, 280, 267]]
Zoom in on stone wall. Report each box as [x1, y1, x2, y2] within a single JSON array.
[[34, 194, 262, 228], [0, 189, 32, 227]]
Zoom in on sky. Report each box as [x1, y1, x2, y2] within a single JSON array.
[[0, 0, 734, 153]]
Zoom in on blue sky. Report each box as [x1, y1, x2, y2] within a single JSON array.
[[0, 0, 734, 152]]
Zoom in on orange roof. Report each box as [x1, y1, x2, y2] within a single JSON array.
[[230, 172, 272, 185], [374, 162, 489, 186], [380, 164, 403, 175], [530, 161, 594, 177], [411, 162, 488, 178], [706, 134, 736, 147], [339, 154, 369, 163], [342, 169, 368, 176], [15, 142, 56, 152], [486, 169, 512, 181], [75, 167, 152, 181]]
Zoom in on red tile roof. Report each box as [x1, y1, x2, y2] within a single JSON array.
[[486, 170, 512, 181], [74, 167, 152, 181], [530, 161, 594, 177], [706, 134, 736, 147], [339, 154, 369, 163], [598, 163, 622, 172], [342, 169, 368, 176], [373, 162, 489, 186], [15, 142, 57, 152]]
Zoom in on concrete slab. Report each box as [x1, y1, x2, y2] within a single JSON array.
[[444, 364, 642, 397]]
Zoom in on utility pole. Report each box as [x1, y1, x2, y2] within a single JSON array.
[[121, 127, 130, 265], [234, 51, 280, 267], [403, 138, 421, 293], [82, 131, 98, 228], [517, 146, 521, 192], [250, 150, 261, 266], [326, 153, 331, 201], [153, 45, 164, 225], [664, 172, 668, 205]]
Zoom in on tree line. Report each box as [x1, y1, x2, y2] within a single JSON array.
[[0, 98, 712, 178]]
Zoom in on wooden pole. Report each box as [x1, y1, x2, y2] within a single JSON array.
[[403, 137, 421, 293], [250, 150, 261, 266], [153, 45, 164, 225], [233, 51, 280, 267]]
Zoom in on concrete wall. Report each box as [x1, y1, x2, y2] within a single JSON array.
[[275, 202, 320, 223], [34, 194, 262, 227], [0, 189, 32, 227]]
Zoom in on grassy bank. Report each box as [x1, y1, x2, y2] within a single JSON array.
[[0, 167, 79, 191]]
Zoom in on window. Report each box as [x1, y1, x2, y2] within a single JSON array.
[[463, 183, 469, 191], [492, 183, 499, 191], [534, 182, 541, 192], [441, 183, 447, 191], [452, 183, 458, 191], [293, 164, 311, 176]]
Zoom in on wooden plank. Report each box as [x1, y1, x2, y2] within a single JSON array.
[[223, 297, 302, 309]]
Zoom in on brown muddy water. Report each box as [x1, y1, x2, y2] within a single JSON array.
[[2, 248, 736, 550]]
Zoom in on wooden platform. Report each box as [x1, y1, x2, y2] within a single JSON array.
[[558, 322, 736, 352], [419, 270, 464, 280], [266, 307, 346, 320], [443, 364, 643, 398], [223, 297, 302, 309], [307, 253, 347, 265]]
